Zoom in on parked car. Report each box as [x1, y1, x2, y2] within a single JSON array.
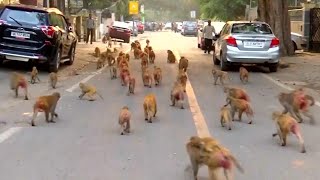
[[198, 21, 226, 50], [164, 22, 172, 30], [214, 21, 280, 72], [124, 21, 138, 37], [176, 22, 182, 32], [109, 21, 131, 43], [0, 5, 77, 72], [136, 21, 144, 34], [181, 21, 197, 36], [291, 32, 307, 51]]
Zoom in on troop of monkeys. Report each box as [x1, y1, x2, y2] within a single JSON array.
[[187, 65, 315, 179], [8, 38, 316, 180]]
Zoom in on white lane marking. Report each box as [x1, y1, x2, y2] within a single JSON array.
[[173, 50, 211, 138], [261, 73, 320, 107], [0, 127, 23, 144], [65, 48, 131, 93]]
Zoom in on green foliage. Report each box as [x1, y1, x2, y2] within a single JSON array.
[[199, 0, 250, 21]]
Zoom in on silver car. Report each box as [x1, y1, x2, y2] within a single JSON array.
[[214, 21, 280, 72]]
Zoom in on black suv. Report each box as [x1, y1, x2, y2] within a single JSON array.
[[0, 5, 77, 72]]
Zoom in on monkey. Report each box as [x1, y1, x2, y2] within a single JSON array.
[[148, 46, 156, 64], [272, 111, 306, 153], [220, 105, 232, 130], [134, 40, 142, 50], [96, 56, 106, 69], [143, 93, 157, 123], [141, 53, 149, 68], [177, 69, 188, 92], [10, 72, 29, 100], [119, 106, 131, 135], [153, 66, 162, 86], [127, 76, 136, 96], [119, 42, 122, 48], [107, 54, 116, 66], [134, 48, 142, 59], [142, 66, 152, 88], [278, 88, 315, 124], [31, 92, 61, 126], [79, 82, 104, 101], [113, 39, 117, 45], [120, 67, 130, 86], [239, 66, 249, 84], [131, 42, 137, 51], [167, 50, 176, 63], [170, 81, 185, 109], [225, 96, 253, 124], [102, 36, 107, 44], [146, 39, 150, 47], [223, 86, 250, 102], [107, 39, 112, 48], [212, 68, 230, 85], [178, 56, 189, 72], [49, 72, 58, 89], [110, 65, 117, 79], [125, 53, 130, 62], [94, 47, 101, 57], [117, 55, 124, 67], [186, 136, 244, 180], [30, 66, 40, 84]]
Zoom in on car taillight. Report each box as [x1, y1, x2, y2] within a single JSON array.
[[270, 38, 280, 48], [226, 36, 237, 47], [40, 26, 55, 38]]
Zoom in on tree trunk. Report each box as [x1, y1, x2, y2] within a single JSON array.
[[258, 0, 294, 56]]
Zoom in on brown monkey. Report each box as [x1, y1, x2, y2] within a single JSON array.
[[226, 96, 254, 124], [142, 67, 152, 88], [146, 39, 150, 47], [127, 76, 136, 96], [177, 69, 187, 92], [31, 92, 61, 126], [110, 65, 117, 79], [119, 106, 131, 135], [143, 93, 157, 123], [10, 72, 29, 100], [153, 66, 162, 86], [212, 68, 230, 85], [131, 42, 137, 51], [49, 72, 58, 89], [119, 42, 122, 48], [239, 66, 249, 84], [117, 55, 124, 67], [170, 81, 185, 109], [278, 88, 315, 124], [120, 67, 130, 86], [141, 53, 149, 68], [148, 46, 155, 64], [96, 57, 106, 69], [186, 136, 244, 180], [79, 82, 104, 101], [125, 53, 130, 62], [272, 111, 306, 153], [223, 86, 250, 102], [134, 48, 142, 59], [94, 47, 101, 57], [178, 56, 189, 72], [220, 105, 232, 130], [30, 66, 40, 84], [167, 50, 176, 63]]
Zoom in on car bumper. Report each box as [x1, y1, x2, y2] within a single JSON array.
[[109, 31, 130, 41], [226, 46, 280, 64], [183, 31, 197, 35], [0, 48, 49, 62]]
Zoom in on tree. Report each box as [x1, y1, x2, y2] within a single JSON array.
[[257, 0, 294, 56]]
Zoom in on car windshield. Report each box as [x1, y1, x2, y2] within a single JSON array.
[[231, 23, 272, 34], [1, 8, 47, 26], [186, 22, 197, 27]]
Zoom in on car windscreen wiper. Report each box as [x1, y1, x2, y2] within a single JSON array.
[[9, 16, 22, 26]]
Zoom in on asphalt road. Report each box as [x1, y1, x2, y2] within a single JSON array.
[[0, 31, 319, 180]]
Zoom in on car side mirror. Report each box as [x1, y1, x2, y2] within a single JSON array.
[[68, 26, 73, 32]]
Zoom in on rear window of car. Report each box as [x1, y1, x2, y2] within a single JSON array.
[[1, 8, 47, 26], [231, 23, 272, 34], [186, 22, 197, 27]]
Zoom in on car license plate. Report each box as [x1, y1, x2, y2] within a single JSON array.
[[11, 32, 30, 39], [243, 41, 264, 48]]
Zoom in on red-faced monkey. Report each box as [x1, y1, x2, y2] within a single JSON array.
[[10, 72, 29, 100]]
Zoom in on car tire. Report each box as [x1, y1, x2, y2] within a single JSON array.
[[213, 54, 220, 65], [198, 43, 200, 48], [292, 41, 297, 52], [269, 64, 279, 72], [49, 48, 61, 73], [65, 44, 76, 65], [220, 53, 229, 71]]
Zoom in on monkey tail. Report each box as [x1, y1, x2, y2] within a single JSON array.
[[305, 95, 315, 106]]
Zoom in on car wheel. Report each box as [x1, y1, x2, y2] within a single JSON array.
[[269, 64, 279, 72], [220, 53, 229, 71], [198, 43, 200, 48], [65, 45, 76, 65], [213, 54, 220, 65], [49, 48, 61, 73], [292, 41, 297, 52]]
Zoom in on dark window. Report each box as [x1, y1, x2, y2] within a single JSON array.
[[231, 23, 272, 34], [1, 8, 47, 26]]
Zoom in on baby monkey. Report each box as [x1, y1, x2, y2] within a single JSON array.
[[212, 68, 230, 85], [30, 66, 40, 84], [239, 66, 249, 84], [220, 105, 232, 130], [10, 72, 29, 100], [49, 72, 58, 89], [118, 106, 131, 135], [79, 82, 104, 101]]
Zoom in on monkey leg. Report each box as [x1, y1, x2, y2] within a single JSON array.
[[220, 77, 224, 85], [220, 116, 225, 127], [214, 76, 218, 85], [294, 132, 306, 153], [180, 100, 184, 109], [79, 92, 86, 99], [87, 93, 96, 101], [23, 87, 29, 100], [45, 111, 50, 123], [294, 110, 304, 123], [31, 109, 39, 126], [125, 121, 130, 133], [281, 132, 287, 146], [231, 109, 236, 121], [36, 76, 40, 82], [170, 95, 175, 106], [238, 110, 243, 121], [190, 159, 199, 180], [15, 88, 19, 98], [148, 114, 153, 123], [143, 107, 148, 121]]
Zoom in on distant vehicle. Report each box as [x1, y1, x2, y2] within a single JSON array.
[[136, 21, 144, 34], [198, 21, 226, 50], [164, 22, 172, 30], [125, 21, 138, 37], [176, 22, 183, 32], [181, 21, 197, 36], [109, 21, 131, 43], [214, 21, 280, 72], [291, 32, 307, 51], [0, 4, 77, 72]]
